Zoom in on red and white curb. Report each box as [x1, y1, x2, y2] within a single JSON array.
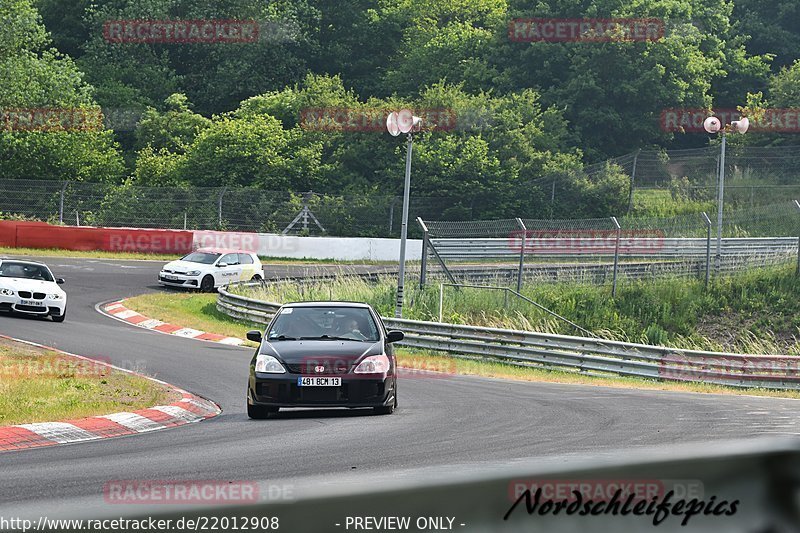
[[0, 336, 221, 453], [101, 301, 243, 346]]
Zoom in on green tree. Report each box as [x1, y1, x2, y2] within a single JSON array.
[[0, 0, 124, 182], [495, 0, 769, 159], [135, 93, 212, 153]]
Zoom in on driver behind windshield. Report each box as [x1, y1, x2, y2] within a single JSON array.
[[337, 317, 367, 341]]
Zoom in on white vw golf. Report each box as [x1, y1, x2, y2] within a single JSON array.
[[0, 259, 67, 322], [159, 248, 265, 292]]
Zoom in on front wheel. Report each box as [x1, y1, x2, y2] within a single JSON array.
[[248, 403, 278, 419], [373, 393, 397, 415], [200, 275, 215, 292], [52, 308, 66, 323]]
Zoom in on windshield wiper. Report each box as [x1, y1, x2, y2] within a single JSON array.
[[301, 335, 375, 342]]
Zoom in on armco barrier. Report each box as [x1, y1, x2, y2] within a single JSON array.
[[432, 236, 799, 260], [218, 283, 800, 390], [0, 221, 193, 254]]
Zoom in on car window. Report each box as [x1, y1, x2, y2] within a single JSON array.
[[180, 252, 220, 265], [239, 253, 254, 265], [219, 253, 239, 266], [0, 262, 54, 282], [268, 307, 380, 342]]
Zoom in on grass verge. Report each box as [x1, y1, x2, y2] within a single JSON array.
[[122, 292, 262, 345], [0, 337, 178, 425], [122, 292, 800, 399]]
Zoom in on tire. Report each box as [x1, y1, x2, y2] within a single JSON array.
[[251, 274, 262, 282], [247, 403, 278, 419], [373, 392, 397, 415], [52, 308, 66, 323], [200, 275, 215, 292]]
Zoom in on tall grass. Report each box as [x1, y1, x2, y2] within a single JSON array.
[[238, 265, 800, 355]]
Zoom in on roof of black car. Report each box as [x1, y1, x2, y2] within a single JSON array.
[[283, 301, 371, 309]]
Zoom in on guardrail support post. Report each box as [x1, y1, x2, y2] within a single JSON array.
[[217, 187, 227, 229], [417, 217, 429, 289], [701, 212, 712, 288], [59, 181, 68, 224], [438, 283, 444, 323], [515, 218, 527, 293], [611, 216, 621, 297], [627, 149, 640, 214]]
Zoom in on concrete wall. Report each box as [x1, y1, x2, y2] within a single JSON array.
[[192, 231, 422, 261]]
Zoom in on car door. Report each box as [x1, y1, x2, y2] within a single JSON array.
[[214, 253, 242, 286], [238, 253, 256, 281]]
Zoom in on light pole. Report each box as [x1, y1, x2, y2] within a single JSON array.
[[703, 115, 749, 273], [387, 110, 422, 318]]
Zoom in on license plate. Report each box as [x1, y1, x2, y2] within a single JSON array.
[[163, 275, 179, 281], [297, 377, 341, 387], [20, 299, 44, 307]]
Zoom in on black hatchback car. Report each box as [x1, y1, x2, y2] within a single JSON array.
[[246, 302, 404, 419]]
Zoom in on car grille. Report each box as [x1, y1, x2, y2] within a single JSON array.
[[18, 292, 46, 300], [15, 304, 47, 312], [285, 361, 352, 375]]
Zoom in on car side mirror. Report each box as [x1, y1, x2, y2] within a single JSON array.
[[218, 262, 228, 268], [386, 330, 404, 343], [246, 330, 262, 343], [56, 278, 65, 285]]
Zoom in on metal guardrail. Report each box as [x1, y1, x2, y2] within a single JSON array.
[[217, 284, 800, 391], [429, 237, 799, 260]]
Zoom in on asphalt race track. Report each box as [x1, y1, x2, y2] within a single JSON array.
[[1, 256, 800, 520]]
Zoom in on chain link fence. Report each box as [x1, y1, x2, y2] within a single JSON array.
[[0, 178, 472, 237], [419, 200, 800, 289], [616, 146, 800, 212], [1, 145, 799, 239]]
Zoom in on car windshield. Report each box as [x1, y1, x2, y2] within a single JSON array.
[[0, 262, 54, 282], [267, 306, 380, 342], [180, 252, 221, 265]]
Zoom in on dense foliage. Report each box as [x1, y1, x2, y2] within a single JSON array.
[[2, 0, 798, 219]]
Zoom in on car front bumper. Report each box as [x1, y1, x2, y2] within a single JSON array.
[[158, 273, 201, 288], [0, 294, 66, 316], [248, 373, 396, 408]]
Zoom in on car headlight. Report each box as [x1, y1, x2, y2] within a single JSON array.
[[48, 293, 63, 300], [0, 289, 13, 296], [255, 354, 286, 374], [353, 354, 391, 374], [186, 270, 201, 276]]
